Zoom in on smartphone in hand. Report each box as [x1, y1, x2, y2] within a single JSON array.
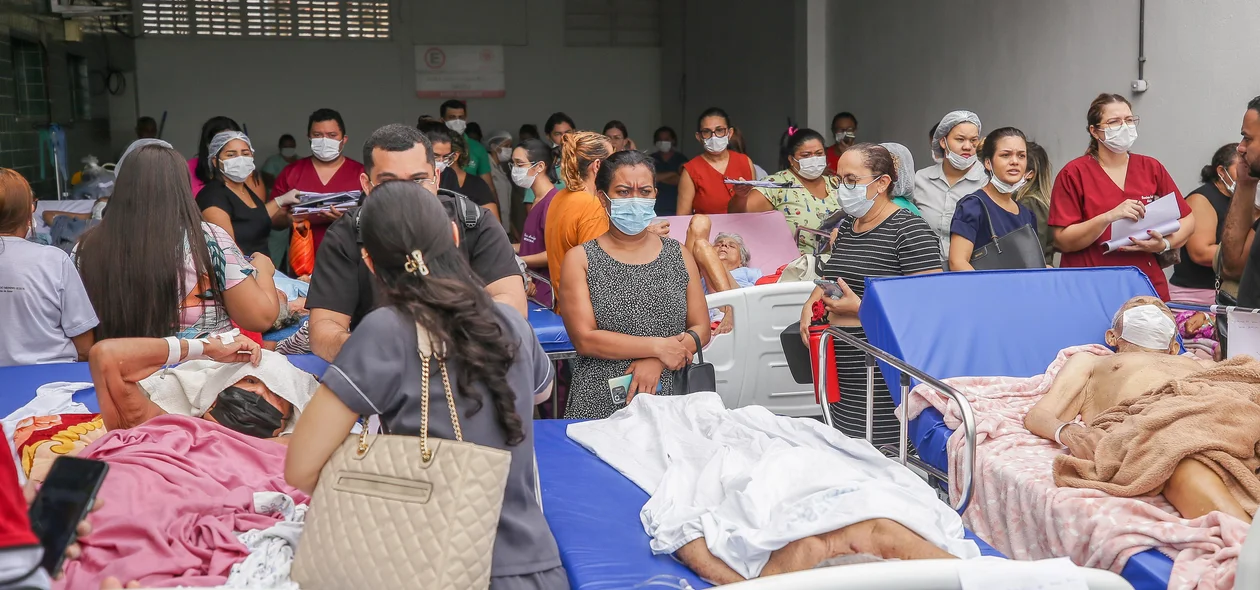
[[812, 279, 844, 299], [28, 456, 109, 578]]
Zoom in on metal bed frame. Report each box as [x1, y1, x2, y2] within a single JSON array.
[[815, 326, 977, 516]]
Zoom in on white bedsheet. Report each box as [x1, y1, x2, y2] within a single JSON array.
[[567, 392, 979, 579]]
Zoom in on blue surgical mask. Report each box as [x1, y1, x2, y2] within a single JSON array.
[[837, 183, 876, 218], [605, 194, 657, 235]]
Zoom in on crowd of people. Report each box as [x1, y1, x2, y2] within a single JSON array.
[[3, 91, 1260, 588]]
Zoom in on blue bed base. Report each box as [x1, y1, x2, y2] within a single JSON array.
[[529, 303, 573, 355], [0, 362, 1004, 588], [859, 267, 1173, 590]]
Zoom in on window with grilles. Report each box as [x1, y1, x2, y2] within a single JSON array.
[[140, 0, 390, 38]]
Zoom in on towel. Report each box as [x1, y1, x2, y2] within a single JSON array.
[[1055, 355, 1260, 515], [138, 350, 318, 436]]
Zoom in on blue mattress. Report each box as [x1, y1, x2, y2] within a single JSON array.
[[530, 304, 572, 354], [859, 267, 1171, 590], [533, 419, 1005, 589]]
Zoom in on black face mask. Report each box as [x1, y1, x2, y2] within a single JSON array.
[[207, 386, 285, 439]]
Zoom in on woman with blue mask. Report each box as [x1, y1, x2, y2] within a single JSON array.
[[559, 150, 712, 419], [913, 110, 989, 259], [800, 143, 941, 445]]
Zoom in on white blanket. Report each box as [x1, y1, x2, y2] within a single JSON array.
[[567, 392, 979, 579], [139, 350, 317, 435]]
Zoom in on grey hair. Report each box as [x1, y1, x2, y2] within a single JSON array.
[[715, 232, 750, 267]]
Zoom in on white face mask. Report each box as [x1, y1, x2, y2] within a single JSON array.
[[704, 135, 729, 154], [310, 137, 342, 162], [835, 131, 856, 145], [945, 147, 976, 171], [436, 161, 449, 175], [795, 156, 828, 180], [511, 164, 537, 188], [497, 147, 512, 162], [1220, 170, 1236, 196], [1099, 124, 1138, 154], [220, 156, 255, 183], [655, 141, 672, 153], [445, 119, 467, 135], [280, 147, 296, 158], [1118, 305, 1175, 351], [988, 167, 1028, 194], [837, 182, 876, 218]]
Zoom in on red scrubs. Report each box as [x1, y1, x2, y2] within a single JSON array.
[[1049, 153, 1190, 301], [272, 156, 365, 253]]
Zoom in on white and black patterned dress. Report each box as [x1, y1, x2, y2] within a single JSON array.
[[566, 237, 689, 419], [818, 208, 942, 446]]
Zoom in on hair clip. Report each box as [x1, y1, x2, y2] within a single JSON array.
[[786, 126, 798, 136], [404, 249, 429, 276]]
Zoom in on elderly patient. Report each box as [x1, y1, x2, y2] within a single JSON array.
[[89, 331, 316, 441], [686, 214, 764, 334], [1025, 296, 1256, 523]]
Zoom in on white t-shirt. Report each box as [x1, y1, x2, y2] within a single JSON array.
[[0, 237, 99, 366]]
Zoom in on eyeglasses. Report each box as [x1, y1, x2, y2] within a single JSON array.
[[1099, 116, 1140, 128], [839, 174, 881, 190], [698, 127, 730, 139], [436, 153, 457, 166]]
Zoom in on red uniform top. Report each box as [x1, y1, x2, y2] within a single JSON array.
[[1048, 153, 1190, 301], [0, 435, 38, 549], [825, 144, 844, 173], [682, 152, 754, 215], [272, 157, 365, 253]]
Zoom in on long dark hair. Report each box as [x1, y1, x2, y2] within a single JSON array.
[[359, 181, 525, 446], [195, 116, 241, 183], [78, 144, 216, 339]]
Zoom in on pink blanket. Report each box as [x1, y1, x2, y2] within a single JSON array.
[[54, 415, 307, 590], [901, 345, 1249, 590]]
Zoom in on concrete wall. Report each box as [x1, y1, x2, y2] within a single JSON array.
[[829, 0, 1260, 191], [135, 0, 661, 161]]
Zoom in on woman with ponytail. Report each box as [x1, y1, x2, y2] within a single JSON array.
[[286, 180, 568, 589], [543, 131, 613, 310], [1048, 92, 1195, 301]]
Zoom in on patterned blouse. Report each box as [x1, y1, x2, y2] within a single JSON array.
[[757, 169, 842, 254], [176, 223, 255, 338]]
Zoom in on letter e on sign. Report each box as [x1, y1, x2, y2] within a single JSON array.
[[424, 47, 446, 70]]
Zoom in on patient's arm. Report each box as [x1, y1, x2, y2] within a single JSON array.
[[89, 339, 173, 430], [675, 539, 746, 585], [1024, 353, 1095, 444]]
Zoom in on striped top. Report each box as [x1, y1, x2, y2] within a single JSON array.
[[822, 208, 942, 297]]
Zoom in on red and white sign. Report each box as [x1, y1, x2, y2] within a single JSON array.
[[415, 45, 505, 99]]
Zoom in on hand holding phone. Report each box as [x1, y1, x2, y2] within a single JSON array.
[[28, 457, 109, 578], [813, 279, 845, 299]]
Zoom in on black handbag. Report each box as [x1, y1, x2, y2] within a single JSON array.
[[966, 195, 1046, 271], [673, 330, 716, 395]]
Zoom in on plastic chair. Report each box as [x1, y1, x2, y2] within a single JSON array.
[[705, 282, 819, 416]]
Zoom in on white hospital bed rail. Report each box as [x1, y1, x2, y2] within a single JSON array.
[[719, 559, 1133, 590], [816, 326, 978, 516]]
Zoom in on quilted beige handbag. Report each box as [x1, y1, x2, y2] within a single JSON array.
[[292, 324, 512, 590]]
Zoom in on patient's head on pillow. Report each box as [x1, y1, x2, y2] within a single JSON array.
[[203, 376, 294, 439], [1105, 296, 1178, 355]]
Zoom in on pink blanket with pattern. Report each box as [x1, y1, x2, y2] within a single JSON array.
[[901, 345, 1249, 590]]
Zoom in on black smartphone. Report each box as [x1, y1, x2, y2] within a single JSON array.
[[28, 456, 109, 578]]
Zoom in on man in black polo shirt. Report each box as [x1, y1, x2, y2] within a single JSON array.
[[305, 123, 525, 361], [1219, 96, 1260, 309]]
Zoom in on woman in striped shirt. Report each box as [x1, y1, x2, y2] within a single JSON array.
[[799, 143, 942, 446]]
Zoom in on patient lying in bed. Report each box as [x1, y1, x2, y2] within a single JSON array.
[[90, 332, 316, 441], [1025, 296, 1257, 523]]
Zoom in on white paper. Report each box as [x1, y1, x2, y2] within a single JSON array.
[[1102, 193, 1181, 252], [1227, 309, 1260, 360], [958, 557, 1088, 590]]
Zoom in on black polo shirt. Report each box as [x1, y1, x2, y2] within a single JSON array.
[[306, 192, 519, 329]]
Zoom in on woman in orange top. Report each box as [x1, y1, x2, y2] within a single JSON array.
[[676, 107, 755, 215], [544, 131, 613, 311]]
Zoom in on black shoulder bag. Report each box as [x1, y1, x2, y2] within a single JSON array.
[[673, 330, 716, 395], [966, 195, 1046, 271]]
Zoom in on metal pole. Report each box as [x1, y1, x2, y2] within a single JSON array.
[[899, 373, 910, 466], [817, 331, 834, 429], [865, 353, 875, 444]]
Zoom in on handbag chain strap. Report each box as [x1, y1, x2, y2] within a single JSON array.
[[419, 349, 463, 462]]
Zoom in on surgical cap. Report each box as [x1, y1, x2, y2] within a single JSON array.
[[114, 138, 173, 181], [880, 142, 916, 198], [931, 110, 982, 160], [485, 129, 512, 148], [207, 131, 253, 168]]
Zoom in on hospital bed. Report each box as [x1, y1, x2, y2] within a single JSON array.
[[814, 267, 1188, 590]]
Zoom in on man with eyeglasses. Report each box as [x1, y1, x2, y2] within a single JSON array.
[[301, 124, 525, 361]]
